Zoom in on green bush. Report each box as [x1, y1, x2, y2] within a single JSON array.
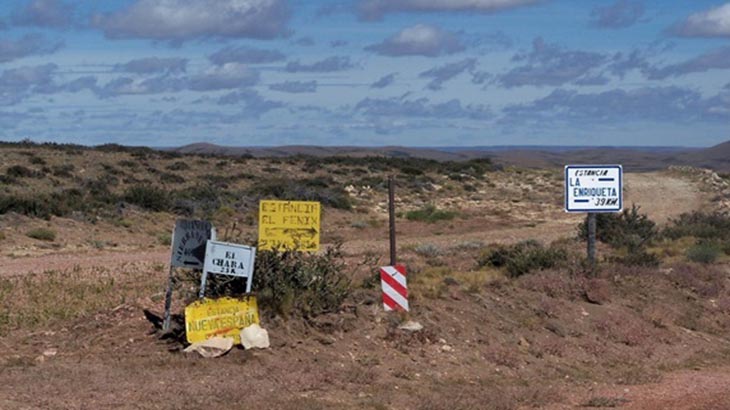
[[406, 204, 457, 223], [663, 212, 730, 241], [477, 240, 567, 277], [6, 165, 41, 178], [200, 243, 350, 318], [578, 204, 656, 248], [686, 243, 722, 264], [123, 185, 169, 211], [248, 177, 352, 210], [50, 164, 74, 178], [254, 244, 350, 318], [26, 228, 56, 242], [165, 161, 190, 171], [612, 249, 661, 267]]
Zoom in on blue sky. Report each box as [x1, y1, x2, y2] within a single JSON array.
[[0, 0, 728, 147]]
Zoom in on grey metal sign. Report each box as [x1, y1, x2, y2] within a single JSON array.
[[170, 220, 215, 269]]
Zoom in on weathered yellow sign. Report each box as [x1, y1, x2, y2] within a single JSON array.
[[258, 200, 320, 252], [184, 297, 260, 344]]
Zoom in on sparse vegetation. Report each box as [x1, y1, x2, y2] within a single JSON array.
[[123, 185, 169, 211], [194, 243, 351, 319], [578, 204, 660, 266], [477, 240, 568, 277], [248, 176, 353, 210], [686, 243, 722, 264], [406, 204, 457, 223], [578, 204, 656, 248], [6, 164, 42, 178], [26, 227, 56, 241]]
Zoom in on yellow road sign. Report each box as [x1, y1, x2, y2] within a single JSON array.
[[258, 200, 320, 251], [184, 296, 259, 344]]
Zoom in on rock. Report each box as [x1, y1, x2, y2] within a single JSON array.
[[441, 345, 454, 353], [240, 324, 270, 350], [42, 348, 57, 357], [183, 337, 234, 358], [398, 321, 423, 332], [545, 321, 567, 337], [584, 279, 611, 305]]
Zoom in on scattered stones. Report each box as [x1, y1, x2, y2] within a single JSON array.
[[398, 321, 424, 332]]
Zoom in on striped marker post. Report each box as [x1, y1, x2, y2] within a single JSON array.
[[380, 265, 409, 312]]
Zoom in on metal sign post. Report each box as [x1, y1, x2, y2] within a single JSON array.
[[587, 213, 597, 270], [388, 175, 397, 266], [565, 165, 623, 274], [163, 220, 215, 331]]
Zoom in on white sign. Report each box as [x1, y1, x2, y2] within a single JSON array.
[[565, 165, 623, 213], [171, 220, 216, 269], [203, 241, 256, 293]]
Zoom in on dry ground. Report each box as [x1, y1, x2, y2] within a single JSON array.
[[2, 152, 730, 410]]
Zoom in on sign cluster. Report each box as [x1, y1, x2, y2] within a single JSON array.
[[163, 200, 322, 343]]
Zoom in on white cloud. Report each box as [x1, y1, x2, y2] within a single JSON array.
[[365, 24, 464, 57], [674, 3, 730, 37], [358, 0, 538, 21], [93, 0, 290, 42]]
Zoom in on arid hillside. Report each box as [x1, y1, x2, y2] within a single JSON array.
[[1, 141, 730, 410]]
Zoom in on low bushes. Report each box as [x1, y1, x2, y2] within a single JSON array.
[[477, 240, 568, 277], [578, 204, 656, 249], [406, 204, 457, 223], [202, 243, 351, 319], [26, 228, 56, 241], [663, 211, 730, 241], [247, 177, 352, 210], [123, 185, 169, 212], [686, 243, 722, 264], [252, 243, 351, 318]]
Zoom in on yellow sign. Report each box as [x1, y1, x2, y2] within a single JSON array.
[[184, 297, 260, 344], [258, 200, 320, 252]]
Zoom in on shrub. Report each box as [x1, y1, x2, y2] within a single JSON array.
[[686, 243, 721, 264], [50, 164, 74, 178], [406, 204, 457, 223], [28, 156, 46, 165], [169, 184, 229, 217], [248, 177, 352, 210], [0, 193, 74, 219], [477, 240, 568, 277], [123, 185, 169, 211], [413, 243, 441, 257], [165, 161, 190, 171], [578, 204, 656, 248], [251, 243, 350, 318], [613, 249, 661, 267], [663, 211, 730, 241], [26, 228, 56, 241], [6, 165, 41, 178], [159, 172, 185, 184]]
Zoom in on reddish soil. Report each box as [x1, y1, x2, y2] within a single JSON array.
[[1, 171, 729, 409]]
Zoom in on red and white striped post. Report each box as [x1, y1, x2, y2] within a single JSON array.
[[380, 265, 409, 311]]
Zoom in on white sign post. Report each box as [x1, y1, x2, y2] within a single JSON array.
[[565, 165, 623, 272], [200, 240, 256, 298], [565, 165, 623, 213]]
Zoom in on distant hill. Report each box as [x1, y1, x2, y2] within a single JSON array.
[[171, 140, 730, 172]]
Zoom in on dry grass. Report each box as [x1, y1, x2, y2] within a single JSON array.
[[0, 265, 159, 335]]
